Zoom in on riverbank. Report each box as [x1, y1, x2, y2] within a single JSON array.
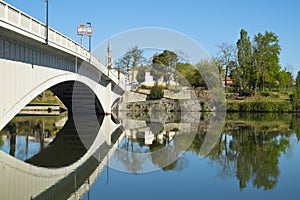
[[26, 89, 298, 114], [226, 91, 296, 113], [19, 90, 66, 116], [19, 104, 63, 116], [118, 89, 298, 113], [227, 99, 293, 113]]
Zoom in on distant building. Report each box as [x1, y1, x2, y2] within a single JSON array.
[[140, 71, 178, 88], [222, 77, 233, 86], [141, 71, 155, 87]]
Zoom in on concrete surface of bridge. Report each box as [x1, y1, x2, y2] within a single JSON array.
[[0, 1, 125, 131]]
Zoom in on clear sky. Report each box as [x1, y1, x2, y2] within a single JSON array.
[[4, 0, 300, 75]]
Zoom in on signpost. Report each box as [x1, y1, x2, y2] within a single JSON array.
[[77, 23, 93, 51]]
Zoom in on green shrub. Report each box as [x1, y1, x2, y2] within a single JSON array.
[[226, 100, 293, 112], [139, 85, 153, 89], [150, 86, 164, 99], [260, 91, 271, 97], [227, 102, 239, 112], [242, 89, 253, 97]]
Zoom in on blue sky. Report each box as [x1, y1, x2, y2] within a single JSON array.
[[4, 0, 300, 75]]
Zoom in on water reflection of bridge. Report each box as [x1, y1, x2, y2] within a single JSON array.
[[0, 115, 124, 200]]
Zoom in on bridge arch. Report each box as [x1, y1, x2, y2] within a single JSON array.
[[0, 59, 113, 131]]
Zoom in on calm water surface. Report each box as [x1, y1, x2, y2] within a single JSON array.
[[0, 113, 299, 200]]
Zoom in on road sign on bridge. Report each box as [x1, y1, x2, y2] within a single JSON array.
[[77, 24, 93, 36]]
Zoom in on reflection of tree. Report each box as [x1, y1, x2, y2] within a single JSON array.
[[209, 125, 290, 190], [186, 113, 294, 191], [147, 121, 164, 135], [150, 143, 177, 171], [117, 113, 295, 186], [290, 114, 300, 141], [162, 155, 188, 171], [149, 132, 192, 171], [0, 133, 3, 148], [5, 123, 18, 157], [0, 116, 65, 159], [115, 137, 148, 174]]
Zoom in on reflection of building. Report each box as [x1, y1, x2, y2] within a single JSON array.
[[125, 127, 177, 145]]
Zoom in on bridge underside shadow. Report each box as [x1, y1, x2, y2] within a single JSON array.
[[24, 81, 113, 168], [50, 81, 105, 116], [33, 127, 124, 200], [25, 115, 104, 168]]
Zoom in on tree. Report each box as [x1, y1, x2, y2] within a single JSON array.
[[276, 69, 294, 90], [253, 32, 281, 91], [296, 71, 300, 87], [237, 29, 252, 95], [152, 50, 179, 85], [175, 62, 205, 87], [216, 43, 237, 91], [136, 65, 150, 84], [115, 53, 131, 75], [115, 46, 145, 83], [292, 71, 300, 111]]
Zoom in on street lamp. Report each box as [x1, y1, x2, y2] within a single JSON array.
[[86, 22, 92, 52], [45, 0, 50, 45]]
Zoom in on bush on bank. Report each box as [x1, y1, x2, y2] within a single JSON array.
[[227, 100, 293, 112]]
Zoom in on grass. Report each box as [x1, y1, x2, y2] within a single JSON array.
[[30, 90, 66, 109], [226, 91, 294, 112]]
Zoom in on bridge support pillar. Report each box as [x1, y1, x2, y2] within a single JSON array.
[[104, 82, 112, 115]]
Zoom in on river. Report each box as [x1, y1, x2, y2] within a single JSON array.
[[0, 112, 299, 200]]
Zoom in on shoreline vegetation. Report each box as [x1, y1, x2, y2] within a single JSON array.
[[226, 90, 297, 113], [118, 89, 298, 113], [24, 86, 298, 114]]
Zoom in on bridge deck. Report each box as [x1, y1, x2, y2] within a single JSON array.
[[0, 1, 125, 90]]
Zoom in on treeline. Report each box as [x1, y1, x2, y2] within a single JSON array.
[[219, 29, 293, 96], [116, 29, 298, 97]]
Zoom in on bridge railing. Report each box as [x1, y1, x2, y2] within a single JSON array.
[[0, 1, 125, 89]]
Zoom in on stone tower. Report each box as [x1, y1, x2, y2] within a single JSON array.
[[106, 41, 113, 69]]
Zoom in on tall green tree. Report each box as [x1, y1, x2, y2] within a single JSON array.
[[216, 43, 237, 91], [152, 50, 179, 85], [237, 29, 252, 95], [276, 69, 294, 90], [296, 71, 300, 87], [136, 65, 150, 84], [116, 46, 145, 83], [175, 62, 205, 87], [292, 71, 300, 111], [253, 31, 281, 91]]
